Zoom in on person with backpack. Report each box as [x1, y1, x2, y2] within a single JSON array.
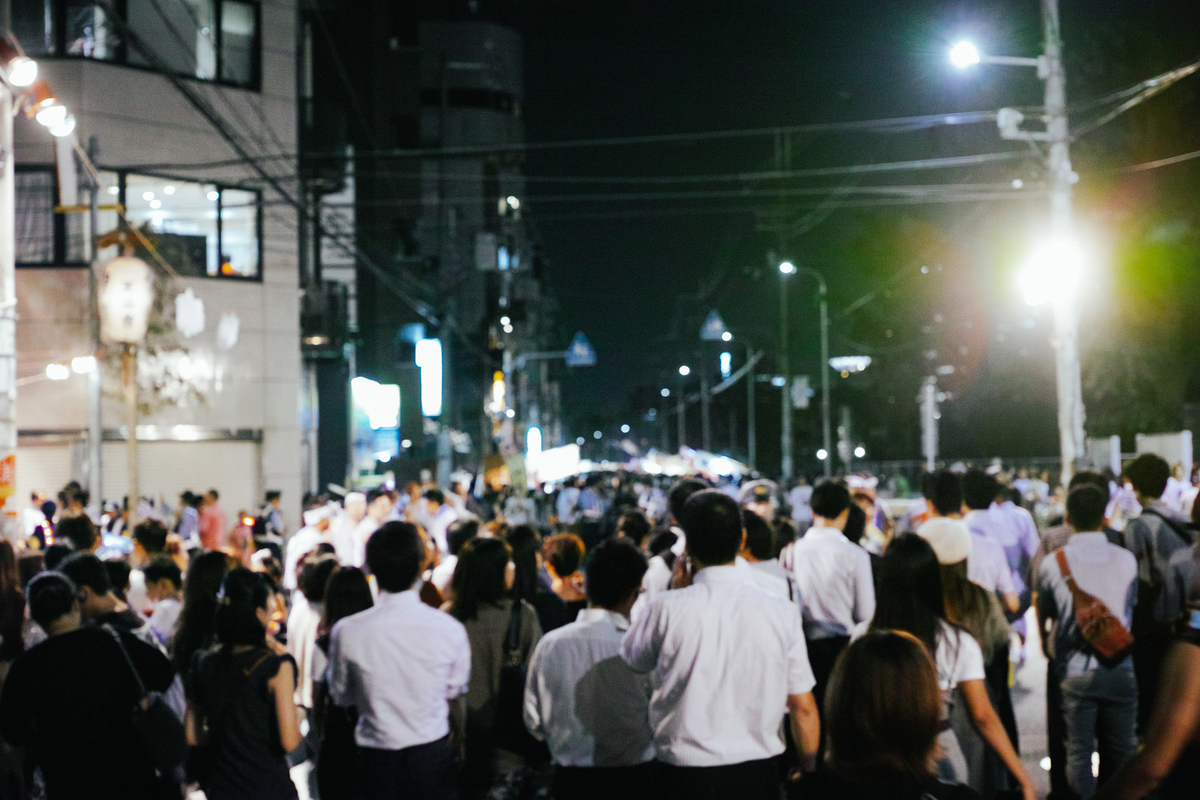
[[1036, 486, 1139, 799], [1121, 453, 1196, 731]]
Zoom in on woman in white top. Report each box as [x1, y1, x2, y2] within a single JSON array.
[[869, 534, 1036, 800]]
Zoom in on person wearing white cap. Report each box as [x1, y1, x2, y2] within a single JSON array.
[[284, 502, 335, 593]]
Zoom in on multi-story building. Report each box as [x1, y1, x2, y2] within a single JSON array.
[[9, 0, 302, 519]]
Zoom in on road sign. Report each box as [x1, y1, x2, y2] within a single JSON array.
[[700, 310, 728, 341], [565, 332, 596, 367]]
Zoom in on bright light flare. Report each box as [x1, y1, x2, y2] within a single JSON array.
[[779, 260, 796, 275], [678, 365, 690, 376], [34, 101, 68, 128], [621, 424, 630, 433], [71, 356, 96, 374], [721, 330, 733, 342], [5, 56, 38, 87], [1019, 237, 1086, 307], [854, 446, 866, 458], [816, 448, 829, 461], [45, 363, 70, 381], [949, 40, 981, 69]]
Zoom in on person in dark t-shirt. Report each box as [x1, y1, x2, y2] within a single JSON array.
[[0, 571, 178, 800]]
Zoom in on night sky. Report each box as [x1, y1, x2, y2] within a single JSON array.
[[513, 1, 1200, 467]]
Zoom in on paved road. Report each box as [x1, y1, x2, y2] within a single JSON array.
[[1014, 610, 1052, 798]]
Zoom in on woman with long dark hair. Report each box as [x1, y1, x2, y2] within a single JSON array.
[[871, 534, 1034, 800], [172, 550, 231, 675], [312, 566, 374, 800], [448, 537, 543, 798], [504, 524, 570, 632], [185, 568, 301, 800], [805, 630, 978, 800]]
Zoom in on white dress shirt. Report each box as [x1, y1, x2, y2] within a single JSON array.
[[430, 554, 457, 594], [328, 589, 471, 750], [744, 557, 804, 617], [964, 527, 1016, 596], [524, 608, 655, 767], [284, 525, 326, 592], [620, 564, 815, 767], [782, 526, 875, 639], [426, 504, 460, 557], [348, 517, 382, 569]]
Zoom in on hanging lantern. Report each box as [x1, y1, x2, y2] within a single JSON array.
[[98, 256, 154, 344]]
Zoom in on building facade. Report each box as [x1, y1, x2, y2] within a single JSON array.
[[10, 0, 302, 520]]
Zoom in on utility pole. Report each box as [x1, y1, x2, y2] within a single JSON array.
[[0, 0, 17, 543], [920, 377, 938, 471], [815, 276, 832, 479], [676, 392, 685, 452], [746, 345, 756, 471], [1042, 0, 1085, 485], [780, 265, 793, 481], [700, 370, 711, 452], [87, 139, 102, 511]]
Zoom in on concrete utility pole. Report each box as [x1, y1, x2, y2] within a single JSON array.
[[779, 265, 793, 481], [746, 344, 756, 471], [1042, 0, 1086, 485], [700, 371, 711, 452], [0, 0, 18, 543], [921, 377, 939, 471]]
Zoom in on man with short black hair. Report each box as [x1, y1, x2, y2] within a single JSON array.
[[142, 556, 183, 650], [525, 538, 655, 799], [127, 518, 170, 617], [430, 518, 480, 594], [349, 488, 395, 567], [622, 490, 819, 799], [58, 553, 162, 650], [55, 514, 98, 553], [0, 572, 177, 800], [1122, 452, 1195, 730], [740, 509, 802, 610], [782, 480, 874, 727], [639, 478, 709, 601], [1037, 485, 1138, 798], [421, 489, 459, 558], [328, 521, 470, 800], [963, 470, 1024, 617]]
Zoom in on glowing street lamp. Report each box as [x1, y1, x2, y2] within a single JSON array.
[[949, 40, 981, 69], [1018, 237, 1085, 307], [678, 365, 690, 376]]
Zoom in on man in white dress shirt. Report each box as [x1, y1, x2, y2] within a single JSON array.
[[331, 491, 367, 565], [525, 537, 656, 800], [328, 521, 470, 800], [782, 481, 874, 719], [621, 490, 819, 800], [347, 488, 394, 568]]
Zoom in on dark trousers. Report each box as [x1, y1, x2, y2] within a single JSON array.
[[1046, 660, 1070, 800], [355, 736, 457, 800], [806, 635, 850, 763], [1132, 628, 1170, 734], [551, 762, 658, 800], [659, 759, 780, 800]]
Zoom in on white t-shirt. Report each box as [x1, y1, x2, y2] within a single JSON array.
[[935, 621, 986, 691]]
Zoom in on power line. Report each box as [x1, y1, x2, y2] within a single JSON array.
[[1124, 146, 1200, 172]]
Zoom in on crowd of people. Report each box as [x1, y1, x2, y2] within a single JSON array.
[[0, 454, 1197, 800]]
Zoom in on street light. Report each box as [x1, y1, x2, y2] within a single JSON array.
[[621, 424, 630, 434], [678, 365, 690, 376], [660, 387, 670, 398], [948, 40, 981, 69], [778, 260, 832, 480], [779, 260, 796, 275], [947, 0, 1083, 483], [1018, 237, 1085, 307], [816, 448, 828, 461]]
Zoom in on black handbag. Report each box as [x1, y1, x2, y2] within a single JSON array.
[[104, 625, 189, 774], [493, 602, 547, 762]]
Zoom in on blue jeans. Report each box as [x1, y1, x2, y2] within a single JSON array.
[[1061, 668, 1138, 799]]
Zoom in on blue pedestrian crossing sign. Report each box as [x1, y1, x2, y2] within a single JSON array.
[[700, 310, 728, 341], [565, 332, 596, 367]]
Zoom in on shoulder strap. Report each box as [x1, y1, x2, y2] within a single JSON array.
[[1054, 549, 1081, 593], [103, 624, 148, 698], [504, 600, 523, 656], [1143, 508, 1198, 545]]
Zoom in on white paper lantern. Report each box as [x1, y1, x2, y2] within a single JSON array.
[[99, 256, 154, 344]]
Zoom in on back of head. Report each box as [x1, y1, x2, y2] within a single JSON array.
[[617, 510, 652, 547], [873, 533, 944, 652], [184, 550, 231, 608], [811, 481, 851, 521], [143, 555, 183, 591], [679, 489, 743, 566], [43, 544, 73, 571], [423, 488, 446, 506], [585, 537, 648, 610], [447, 518, 480, 557], [105, 560, 131, 599], [647, 529, 677, 557], [58, 552, 111, 596], [1066, 485, 1108, 532], [503, 524, 542, 601], [56, 515, 98, 552], [961, 469, 998, 511], [365, 521, 425, 593], [668, 477, 710, 522], [1068, 469, 1108, 494], [17, 552, 44, 590], [28, 572, 78, 631], [450, 536, 512, 621], [133, 519, 169, 555], [928, 470, 963, 516], [1124, 453, 1170, 499], [322, 567, 374, 632], [299, 554, 340, 604], [825, 630, 941, 788], [843, 504, 867, 545], [214, 567, 270, 647], [544, 533, 585, 578], [741, 509, 776, 561]]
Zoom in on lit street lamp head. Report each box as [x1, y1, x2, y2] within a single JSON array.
[[1019, 237, 1086, 307], [949, 40, 981, 69], [678, 365, 690, 376], [778, 260, 796, 275]]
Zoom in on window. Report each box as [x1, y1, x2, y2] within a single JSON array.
[[25, 1, 260, 90], [14, 167, 92, 266], [123, 174, 262, 279]]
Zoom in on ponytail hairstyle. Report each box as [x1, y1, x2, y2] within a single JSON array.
[[213, 567, 271, 647]]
